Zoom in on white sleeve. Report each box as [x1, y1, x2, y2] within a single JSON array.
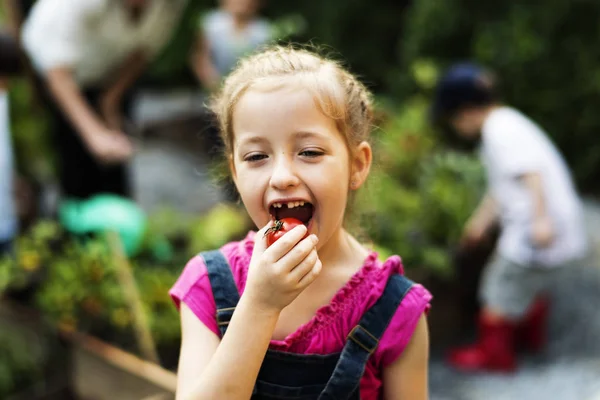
[[22, 0, 106, 73], [487, 126, 543, 178], [140, 0, 188, 59]]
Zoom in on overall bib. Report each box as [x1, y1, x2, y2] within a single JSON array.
[[202, 250, 414, 400]]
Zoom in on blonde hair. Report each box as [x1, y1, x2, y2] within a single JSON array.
[[210, 45, 374, 159]]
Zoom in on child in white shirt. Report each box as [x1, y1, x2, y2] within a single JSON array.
[[431, 63, 588, 372]]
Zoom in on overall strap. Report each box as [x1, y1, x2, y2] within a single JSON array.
[[201, 250, 240, 338], [319, 274, 414, 399]]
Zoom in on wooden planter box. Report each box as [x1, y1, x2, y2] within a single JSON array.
[[1, 300, 177, 400], [65, 330, 176, 400]]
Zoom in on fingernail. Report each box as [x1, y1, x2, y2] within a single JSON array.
[[312, 235, 319, 244]]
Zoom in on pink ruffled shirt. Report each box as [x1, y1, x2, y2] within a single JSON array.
[[170, 232, 432, 400]]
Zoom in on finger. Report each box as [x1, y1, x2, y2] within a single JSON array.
[[253, 221, 275, 255], [297, 257, 322, 288], [264, 224, 309, 262], [269, 229, 315, 267], [288, 248, 318, 282], [276, 234, 318, 273]]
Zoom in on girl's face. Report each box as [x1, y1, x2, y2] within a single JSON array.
[[231, 85, 370, 250]]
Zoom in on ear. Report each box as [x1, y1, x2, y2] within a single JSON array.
[[350, 141, 372, 190]]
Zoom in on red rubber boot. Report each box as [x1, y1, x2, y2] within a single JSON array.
[[517, 297, 549, 353], [447, 314, 517, 373]]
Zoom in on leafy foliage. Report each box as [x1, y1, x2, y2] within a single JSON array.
[[358, 62, 485, 276], [0, 205, 250, 362], [0, 322, 47, 397]]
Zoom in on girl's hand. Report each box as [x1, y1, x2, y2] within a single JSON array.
[[244, 222, 322, 313]]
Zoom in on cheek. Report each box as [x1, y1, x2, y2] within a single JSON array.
[[234, 168, 268, 213], [312, 161, 351, 199], [235, 171, 261, 198]]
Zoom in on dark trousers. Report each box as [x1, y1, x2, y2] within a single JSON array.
[[43, 86, 133, 200]]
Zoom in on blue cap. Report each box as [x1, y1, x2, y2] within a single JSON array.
[[430, 62, 495, 122]]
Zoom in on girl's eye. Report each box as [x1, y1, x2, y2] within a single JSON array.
[[244, 153, 268, 162], [299, 149, 324, 158]]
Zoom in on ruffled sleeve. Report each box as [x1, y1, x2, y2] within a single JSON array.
[[169, 255, 220, 336], [375, 284, 432, 367], [168, 233, 256, 338]]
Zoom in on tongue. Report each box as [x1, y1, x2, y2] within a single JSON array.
[[277, 204, 313, 224]]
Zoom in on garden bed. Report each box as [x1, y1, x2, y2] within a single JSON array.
[[0, 203, 252, 399], [1, 298, 177, 400]]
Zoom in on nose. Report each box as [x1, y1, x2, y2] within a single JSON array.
[[269, 155, 300, 190]]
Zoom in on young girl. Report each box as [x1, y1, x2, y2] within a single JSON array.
[[170, 46, 432, 400], [431, 63, 587, 372]]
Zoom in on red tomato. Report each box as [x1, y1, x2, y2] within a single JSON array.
[[264, 218, 307, 247]]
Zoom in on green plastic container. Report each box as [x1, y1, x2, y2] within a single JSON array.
[[58, 194, 147, 257]]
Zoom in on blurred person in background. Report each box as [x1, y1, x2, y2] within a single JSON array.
[[191, 0, 272, 92], [431, 63, 588, 373], [21, 0, 187, 200]]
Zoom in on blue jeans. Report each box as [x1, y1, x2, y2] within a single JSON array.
[[201, 250, 414, 399]]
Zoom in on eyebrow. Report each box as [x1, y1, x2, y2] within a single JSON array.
[[293, 131, 332, 141], [236, 136, 268, 147], [236, 131, 332, 147]]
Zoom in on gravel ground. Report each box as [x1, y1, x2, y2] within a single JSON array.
[[430, 200, 600, 400]]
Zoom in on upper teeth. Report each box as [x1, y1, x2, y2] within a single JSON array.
[[272, 201, 305, 208]]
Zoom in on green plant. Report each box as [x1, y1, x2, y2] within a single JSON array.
[[0, 320, 48, 397], [360, 76, 485, 277], [9, 78, 55, 181], [188, 204, 252, 253], [1, 203, 251, 362]]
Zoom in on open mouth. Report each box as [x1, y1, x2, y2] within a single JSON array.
[[269, 201, 314, 226]]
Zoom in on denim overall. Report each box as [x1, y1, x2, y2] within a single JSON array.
[[202, 250, 414, 400]]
